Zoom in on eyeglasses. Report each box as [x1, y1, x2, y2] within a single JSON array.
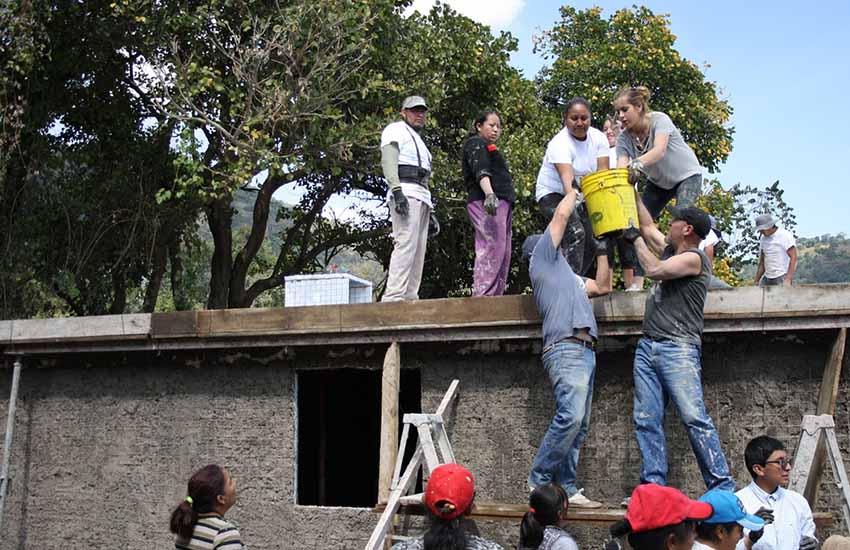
[[764, 458, 793, 469]]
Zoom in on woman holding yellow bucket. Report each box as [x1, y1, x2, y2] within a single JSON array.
[[613, 86, 703, 219], [535, 97, 610, 276]]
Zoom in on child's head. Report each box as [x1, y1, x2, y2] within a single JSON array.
[[745, 435, 791, 488], [610, 484, 711, 550], [519, 484, 569, 548], [695, 489, 764, 550]]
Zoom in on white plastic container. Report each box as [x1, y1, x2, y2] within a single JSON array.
[[284, 273, 374, 307]]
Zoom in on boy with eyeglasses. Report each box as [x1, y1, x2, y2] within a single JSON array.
[[735, 435, 817, 550]]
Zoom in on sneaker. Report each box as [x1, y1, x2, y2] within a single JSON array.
[[620, 496, 631, 508], [625, 284, 641, 292], [569, 488, 603, 508]]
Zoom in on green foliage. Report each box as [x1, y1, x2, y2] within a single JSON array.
[[535, 6, 733, 172], [795, 234, 850, 284]]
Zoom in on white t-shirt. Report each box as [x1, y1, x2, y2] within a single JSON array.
[[608, 145, 618, 169], [381, 120, 432, 207], [535, 127, 609, 201], [759, 227, 795, 278], [735, 482, 815, 550], [699, 229, 720, 251]]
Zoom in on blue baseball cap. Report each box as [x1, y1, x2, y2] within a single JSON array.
[[698, 490, 765, 531]]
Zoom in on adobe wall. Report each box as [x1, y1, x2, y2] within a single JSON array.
[[0, 330, 847, 549]]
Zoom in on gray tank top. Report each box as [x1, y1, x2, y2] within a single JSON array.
[[642, 246, 711, 346]]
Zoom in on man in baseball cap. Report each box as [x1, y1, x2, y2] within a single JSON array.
[[619, 195, 735, 502], [695, 489, 766, 550], [379, 94, 439, 302]]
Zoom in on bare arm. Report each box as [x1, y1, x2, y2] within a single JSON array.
[[597, 156, 610, 171], [635, 191, 667, 255], [634, 245, 702, 280], [754, 252, 765, 284], [554, 162, 575, 196], [704, 244, 715, 264], [784, 246, 798, 285], [617, 155, 630, 169], [547, 188, 578, 248], [479, 176, 495, 195], [637, 132, 669, 167], [584, 252, 612, 297]]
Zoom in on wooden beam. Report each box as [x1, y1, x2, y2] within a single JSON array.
[[372, 501, 834, 528], [803, 328, 846, 506], [377, 342, 401, 504]]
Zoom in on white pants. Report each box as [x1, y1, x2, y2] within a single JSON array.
[[382, 196, 430, 302]]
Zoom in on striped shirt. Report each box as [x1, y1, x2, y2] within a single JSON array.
[[175, 514, 245, 550]]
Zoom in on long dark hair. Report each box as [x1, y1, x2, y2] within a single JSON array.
[[423, 506, 467, 550], [610, 518, 695, 550], [169, 464, 227, 540], [519, 483, 568, 548], [468, 109, 501, 137]]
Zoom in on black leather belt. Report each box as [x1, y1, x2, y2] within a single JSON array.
[[542, 336, 596, 354]]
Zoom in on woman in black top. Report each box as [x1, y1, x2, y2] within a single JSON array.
[[462, 110, 516, 296]]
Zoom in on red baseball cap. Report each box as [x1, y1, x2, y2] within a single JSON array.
[[424, 464, 475, 520], [625, 484, 712, 532]]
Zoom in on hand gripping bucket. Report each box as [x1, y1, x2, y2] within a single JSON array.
[[581, 168, 639, 237]]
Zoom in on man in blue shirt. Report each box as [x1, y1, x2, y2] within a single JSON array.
[[523, 186, 612, 508]]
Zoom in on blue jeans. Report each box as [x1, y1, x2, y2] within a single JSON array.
[[633, 337, 734, 490], [528, 342, 595, 496]]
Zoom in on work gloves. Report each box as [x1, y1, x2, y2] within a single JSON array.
[[748, 507, 774, 544], [593, 236, 610, 257], [429, 212, 440, 237], [799, 536, 819, 550], [622, 226, 641, 243], [628, 158, 645, 186], [392, 188, 409, 217], [484, 192, 499, 216]]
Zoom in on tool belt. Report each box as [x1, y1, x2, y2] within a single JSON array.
[[398, 164, 431, 187]]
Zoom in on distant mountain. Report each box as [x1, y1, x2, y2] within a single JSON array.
[[795, 234, 850, 284], [198, 190, 385, 288]]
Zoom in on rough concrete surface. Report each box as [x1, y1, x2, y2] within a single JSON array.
[[0, 330, 847, 549]]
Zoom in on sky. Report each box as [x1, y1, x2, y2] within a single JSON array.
[[407, 0, 850, 238]]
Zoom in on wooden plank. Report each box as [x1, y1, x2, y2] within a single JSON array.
[[762, 284, 850, 318], [378, 342, 401, 504], [372, 502, 834, 527], [704, 286, 765, 319], [339, 296, 528, 331], [206, 306, 342, 335], [804, 329, 847, 505], [149, 311, 198, 337], [10, 315, 129, 342], [0, 321, 12, 345]]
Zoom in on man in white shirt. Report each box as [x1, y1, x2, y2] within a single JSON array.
[[379, 95, 438, 302], [753, 214, 797, 287], [735, 436, 817, 550]]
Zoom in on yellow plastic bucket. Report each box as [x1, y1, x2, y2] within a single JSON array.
[[581, 168, 639, 237]]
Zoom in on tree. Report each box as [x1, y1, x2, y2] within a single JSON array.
[[534, 6, 733, 172]]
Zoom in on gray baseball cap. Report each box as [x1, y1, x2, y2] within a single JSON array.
[[755, 213, 776, 231], [402, 96, 428, 110]]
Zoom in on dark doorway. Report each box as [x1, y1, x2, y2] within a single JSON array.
[[297, 367, 421, 506]]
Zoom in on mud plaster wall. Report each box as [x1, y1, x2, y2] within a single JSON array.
[[0, 330, 847, 549]]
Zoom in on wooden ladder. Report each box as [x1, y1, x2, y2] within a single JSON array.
[[365, 379, 460, 550], [789, 414, 850, 531]]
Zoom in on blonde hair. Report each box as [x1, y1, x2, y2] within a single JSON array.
[[614, 85, 652, 114]]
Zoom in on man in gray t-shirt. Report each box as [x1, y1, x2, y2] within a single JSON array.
[[523, 188, 612, 508], [620, 199, 735, 494]]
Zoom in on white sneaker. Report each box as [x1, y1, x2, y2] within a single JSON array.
[[569, 488, 603, 508], [625, 284, 641, 292]]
